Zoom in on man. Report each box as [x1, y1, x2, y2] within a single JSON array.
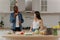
[[10, 6, 24, 32]]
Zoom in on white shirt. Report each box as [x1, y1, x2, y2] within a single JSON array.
[[33, 20, 40, 29], [16, 15, 19, 27]]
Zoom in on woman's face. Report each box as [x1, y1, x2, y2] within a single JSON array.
[[34, 14, 36, 19]]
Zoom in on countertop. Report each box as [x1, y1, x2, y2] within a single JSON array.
[[0, 29, 60, 40], [2, 34, 60, 40]]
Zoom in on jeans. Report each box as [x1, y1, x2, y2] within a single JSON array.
[[32, 28, 39, 32], [12, 27, 22, 32]]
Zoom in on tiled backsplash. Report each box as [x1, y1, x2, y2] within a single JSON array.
[[0, 13, 60, 28]]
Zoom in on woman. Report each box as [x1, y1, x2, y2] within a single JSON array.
[[30, 11, 45, 32]]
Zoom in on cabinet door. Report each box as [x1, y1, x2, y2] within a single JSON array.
[[47, 0, 60, 13], [0, 0, 10, 13]]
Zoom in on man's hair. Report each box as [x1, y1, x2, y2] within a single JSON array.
[[13, 6, 18, 9]]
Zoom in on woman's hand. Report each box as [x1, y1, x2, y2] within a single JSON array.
[[19, 21, 21, 25], [29, 29, 32, 32], [39, 20, 44, 30]]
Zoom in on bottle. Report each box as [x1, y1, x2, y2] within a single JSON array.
[[58, 21, 60, 29], [46, 28, 53, 35], [53, 29, 57, 35]]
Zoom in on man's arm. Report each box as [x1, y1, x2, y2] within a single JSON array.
[[19, 13, 24, 24], [10, 13, 15, 23], [21, 14, 24, 23]]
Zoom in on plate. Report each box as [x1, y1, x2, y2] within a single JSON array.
[[24, 32, 33, 35]]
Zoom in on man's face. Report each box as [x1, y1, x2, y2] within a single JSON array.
[[14, 6, 18, 13]]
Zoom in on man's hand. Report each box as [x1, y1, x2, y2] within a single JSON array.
[[14, 13, 18, 18], [19, 21, 21, 25]]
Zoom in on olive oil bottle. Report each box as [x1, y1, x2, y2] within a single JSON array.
[[53, 29, 57, 35]]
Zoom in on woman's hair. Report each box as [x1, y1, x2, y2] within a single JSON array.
[[34, 11, 41, 20]]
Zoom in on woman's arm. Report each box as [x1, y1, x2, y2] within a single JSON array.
[[30, 24, 33, 31], [39, 19, 44, 30]]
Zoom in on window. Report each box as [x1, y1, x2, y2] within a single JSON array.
[[10, 0, 16, 11], [41, 0, 47, 11]]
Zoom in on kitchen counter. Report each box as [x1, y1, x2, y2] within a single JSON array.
[[0, 29, 60, 40], [2, 34, 60, 40]]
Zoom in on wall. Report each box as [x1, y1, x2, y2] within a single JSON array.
[[0, 0, 60, 28], [0, 0, 10, 13], [32, 0, 40, 11], [41, 14, 60, 28], [0, 13, 11, 28], [0, 13, 60, 28], [17, 0, 25, 11]]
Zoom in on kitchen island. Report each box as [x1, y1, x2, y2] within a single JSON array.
[[0, 29, 60, 40], [2, 34, 60, 40]]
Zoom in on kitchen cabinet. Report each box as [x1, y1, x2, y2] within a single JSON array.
[[32, 0, 60, 13], [2, 35, 59, 40], [0, 0, 10, 13], [47, 0, 60, 13]]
